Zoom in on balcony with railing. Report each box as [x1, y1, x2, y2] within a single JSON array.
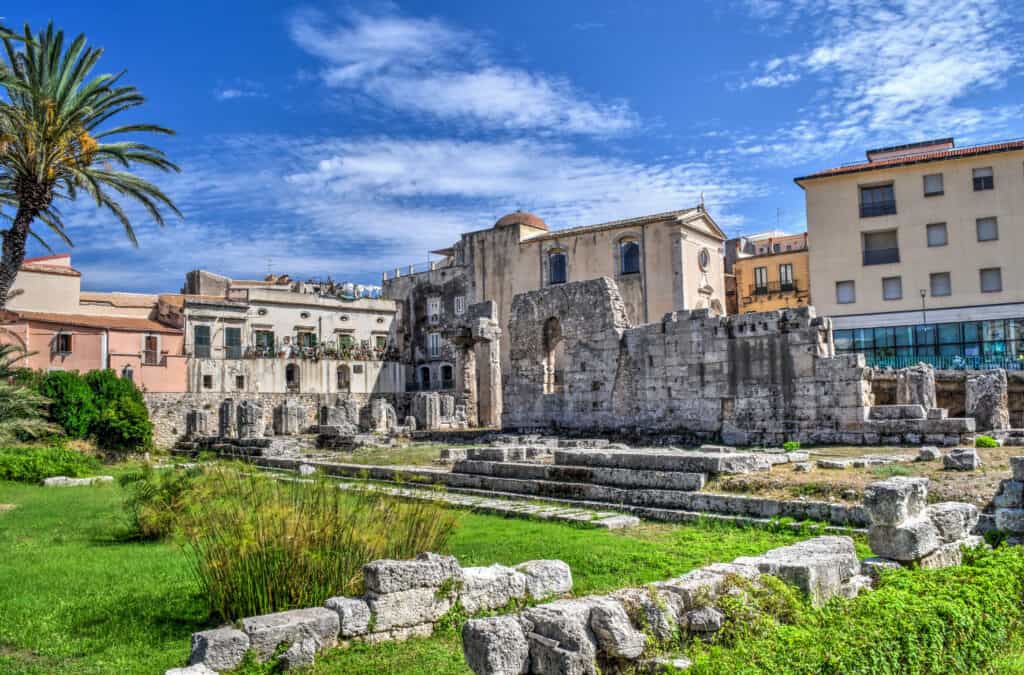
[[862, 248, 901, 266], [142, 350, 168, 367], [749, 280, 800, 296], [859, 200, 897, 218]]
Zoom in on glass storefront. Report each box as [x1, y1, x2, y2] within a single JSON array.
[[834, 318, 1024, 370]]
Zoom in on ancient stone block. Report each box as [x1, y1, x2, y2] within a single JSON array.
[[363, 552, 462, 595], [589, 598, 646, 658], [218, 398, 236, 437], [460, 564, 528, 614], [513, 560, 573, 599], [324, 596, 371, 637], [365, 587, 453, 632], [273, 400, 306, 436], [522, 599, 598, 664], [860, 557, 902, 579], [1012, 457, 1024, 481], [462, 616, 530, 675], [188, 627, 249, 671], [995, 508, 1024, 533], [608, 588, 678, 642], [185, 409, 210, 438], [686, 606, 724, 634], [237, 400, 265, 439], [896, 364, 936, 409], [166, 665, 217, 675], [527, 632, 595, 675], [278, 637, 318, 670], [734, 536, 858, 605], [868, 518, 940, 562], [916, 446, 941, 462], [994, 479, 1024, 509], [965, 369, 1010, 431], [241, 607, 339, 660], [369, 397, 398, 433], [943, 447, 980, 471], [42, 475, 114, 487], [926, 502, 979, 543], [863, 477, 929, 526]]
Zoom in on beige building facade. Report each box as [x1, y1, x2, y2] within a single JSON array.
[[796, 138, 1024, 368], [727, 232, 811, 314]]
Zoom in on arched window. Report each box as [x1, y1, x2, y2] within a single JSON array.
[[286, 364, 300, 392], [543, 317, 566, 394], [620, 240, 640, 275], [548, 251, 567, 285], [337, 364, 351, 392]]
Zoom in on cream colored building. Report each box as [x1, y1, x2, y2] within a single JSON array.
[[796, 138, 1024, 368], [383, 206, 728, 389], [730, 233, 811, 314]]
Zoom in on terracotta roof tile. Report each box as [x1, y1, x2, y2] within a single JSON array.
[[2, 310, 181, 333]]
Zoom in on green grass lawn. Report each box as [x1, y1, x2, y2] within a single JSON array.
[[0, 477, 845, 674]]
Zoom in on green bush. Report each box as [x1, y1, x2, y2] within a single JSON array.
[[783, 441, 801, 452], [0, 445, 102, 482], [92, 395, 153, 452], [85, 368, 144, 409], [688, 545, 1024, 674], [976, 434, 999, 448], [180, 467, 459, 621], [39, 371, 97, 438]]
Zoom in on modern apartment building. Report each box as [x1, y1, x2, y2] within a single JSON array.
[[726, 232, 811, 314], [796, 138, 1024, 368]]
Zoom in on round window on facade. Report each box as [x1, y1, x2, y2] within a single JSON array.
[[257, 308, 268, 316], [300, 311, 311, 319], [376, 317, 385, 324], [340, 315, 349, 322], [698, 248, 711, 271]]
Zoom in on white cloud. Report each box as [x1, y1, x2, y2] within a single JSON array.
[[214, 79, 265, 101], [288, 10, 637, 135]]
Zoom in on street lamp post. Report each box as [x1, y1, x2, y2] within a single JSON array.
[[919, 289, 928, 325]]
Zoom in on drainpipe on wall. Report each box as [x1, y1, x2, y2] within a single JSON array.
[[102, 329, 109, 369]]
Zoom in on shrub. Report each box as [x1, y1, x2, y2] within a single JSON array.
[[85, 369, 144, 409], [783, 441, 801, 452], [976, 435, 999, 448], [119, 463, 202, 539], [182, 467, 458, 621], [0, 445, 101, 482], [39, 371, 97, 438], [688, 545, 1024, 674], [93, 395, 153, 452], [870, 464, 913, 478], [0, 384, 60, 441]]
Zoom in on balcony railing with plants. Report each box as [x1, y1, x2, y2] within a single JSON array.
[[749, 280, 800, 296], [242, 338, 398, 362]]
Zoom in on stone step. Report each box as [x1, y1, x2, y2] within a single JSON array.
[[452, 459, 706, 491], [868, 405, 926, 420], [553, 449, 769, 475]]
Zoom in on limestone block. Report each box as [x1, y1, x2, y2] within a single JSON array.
[[653, 568, 729, 613], [965, 370, 1010, 431], [860, 557, 902, 579], [237, 400, 265, 439], [943, 448, 980, 471], [589, 598, 646, 659], [360, 623, 433, 644], [513, 560, 573, 599], [188, 627, 249, 671], [523, 599, 599, 663], [461, 616, 530, 675], [994, 480, 1024, 509], [1012, 457, 1024, 481], [896, 364, 936, 409], [460, 564, 528, 614], [278, 637, 318, 670], [995, 508, 1024, 533], [838, 574, 873, 598], [218, 398, 236, 437], [527, 632, 596, 675], [926, 502, 979, 543], [185, 409, 210, 438], [363, 552, 463, 594], [365, 587, 453, 632], [273, 400, 306, 436], [816, 459, 849, 470], [42, 475, 114, 487], [241, 607, 339, 660], [608, 587, 678, 642], [166, 665, 217, 675], [916, 446, 941, 462], [638, 656, 693, 673], [686, 606, 724, 634], [793, 462, 813, 472], [868, 518, 940, 561], [863, 477, 929, 526], [324, 596, 371, 637], [439, 447, 468, 462], [916, 541, 965, 570], [734, 536, 858, 606]]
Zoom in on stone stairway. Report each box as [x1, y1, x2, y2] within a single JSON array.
[[865, 404, 975, 446]]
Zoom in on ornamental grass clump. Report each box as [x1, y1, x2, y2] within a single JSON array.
[[183, 467, 457, 621]]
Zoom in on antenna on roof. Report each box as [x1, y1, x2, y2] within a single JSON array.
[[699, 192, 705, 211]]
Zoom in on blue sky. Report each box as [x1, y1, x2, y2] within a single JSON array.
[[13, 0, 1024, 292]]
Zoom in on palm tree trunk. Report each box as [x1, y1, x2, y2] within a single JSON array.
[[0, 205, 35, 311]]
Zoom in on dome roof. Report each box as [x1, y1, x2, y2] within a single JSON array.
[[494, 210, 548, 231]]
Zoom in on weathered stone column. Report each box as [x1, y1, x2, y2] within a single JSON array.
[[218, 398, 236, 438], [186, 409, 210, 439], [966, 369, 1010, 431], [477, 338, 502, 428], [237, 400, 265, 438], [896, 363, 936, 409], [455, 343, 479, 428]]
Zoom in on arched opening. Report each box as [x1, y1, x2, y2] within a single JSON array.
[[620, 239, 640, 275], [285, 363, 300, 392], [548, 251, 567, 285], [441, 364, 454, 389], [419, 366, 432, 390], [543, 317, 566, 394], [337, 364, 351, 392]]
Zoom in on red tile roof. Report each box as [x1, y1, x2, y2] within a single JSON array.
[[795, 139, 1024, 184], [0, 310, 181, 333]]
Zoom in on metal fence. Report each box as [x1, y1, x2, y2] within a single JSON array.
[[863, 353, 1024, 371]]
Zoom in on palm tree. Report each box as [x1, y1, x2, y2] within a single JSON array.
[[0, 22, 180, 309]]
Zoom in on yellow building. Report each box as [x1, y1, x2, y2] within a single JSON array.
[[796, 137, 1024, 368], [730, 233, 811, 313]]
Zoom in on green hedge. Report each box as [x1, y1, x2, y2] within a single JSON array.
[[36, 369, 153, 451], [39, 371, 98, 439], [0, 446, 102, 483], [689, 545, 1024, 674]]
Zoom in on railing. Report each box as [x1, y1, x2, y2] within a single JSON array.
[[750, 281, 799, 296], [862, 248, 900, 265], [225, 345, 243, 359], [860, 200, 897, 218], [142, 350, 167, 367], [862, 353, 1024, 371]]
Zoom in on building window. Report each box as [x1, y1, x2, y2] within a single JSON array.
[[976, 217, 999, 242], [882, 276, 903, 301], [926, 223, 947, 247], [859, 184, 896, 217], [753, 266, 768, 294], [254, 330, 274, 355], [980, 267, 1003, 293], [194, 325, 211, 358], [836, 280, 856, 304], [773, 243, 781, 253], [428, 332, 441, 358], [225, 326, 242, 359], [548, 251, 567, 285], [143, 334, 160, 365], [427, 297, 441, 322], [202, 374, 213, 389], [779, 263, 794, 290], [285, 363, 300, 392], [235, 375, 245, 390], [338, 333, 354, 351], [441, 364, 454, 389], [55, 333, 73, 354], [930, 272, 952, 297], [375, 335, 387, 350], [862, 229, 900, 265], [296, 331, 316, 348], [419, 366, 431, 389], [923, 173, 944, 196], [454, 295, 466, 315], [337, 364, 350, 391], [973, 166, 994, 191], [620, 240, 640, 275]]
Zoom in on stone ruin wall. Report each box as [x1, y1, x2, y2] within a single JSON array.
[[872, 369, 1024, 428], [503, 278, 975, 446]]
